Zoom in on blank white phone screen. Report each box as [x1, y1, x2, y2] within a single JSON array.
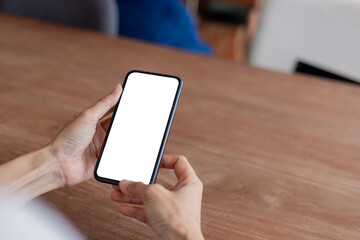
[[96, 72, 179, 183]]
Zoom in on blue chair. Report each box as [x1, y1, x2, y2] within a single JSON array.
[[0, 0, 119, 36]]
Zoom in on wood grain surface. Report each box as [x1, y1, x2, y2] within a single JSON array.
[[0, 14, 360, 240]]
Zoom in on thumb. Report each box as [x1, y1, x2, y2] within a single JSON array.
[[85, 84, 122, 120], [119, 180, 147, 200]]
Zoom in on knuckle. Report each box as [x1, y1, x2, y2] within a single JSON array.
[[73, 112, 81, 119], [178, 155, 188, 162], [176, 155, 189, 165], [82, 109, 95, 119], [100, 95, 112, 105], [189, 176, 203, 189]]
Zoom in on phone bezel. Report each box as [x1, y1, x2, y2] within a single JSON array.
[[94, 70, 183, 185]]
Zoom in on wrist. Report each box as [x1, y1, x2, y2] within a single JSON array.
[[42, 145, 66, 189], [0, 145, 65, 200]]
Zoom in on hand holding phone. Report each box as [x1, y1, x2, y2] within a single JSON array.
[[94, 70, 183, 185], [111, 155, 205, 240]]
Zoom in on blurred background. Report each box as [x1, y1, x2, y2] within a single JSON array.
[[1, 0, 360, 84]]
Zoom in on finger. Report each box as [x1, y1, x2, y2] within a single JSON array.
[[100, 106, 115, 122], [112, 184, 120, 191], [119, 205, 146, 223], [111, 191, 142, 205], [93, 122, 107, 157], [85, 84, 122, 120], [161, 155, 197, 182], [100, 116, 112, 132], [119, 180, 147, 200]]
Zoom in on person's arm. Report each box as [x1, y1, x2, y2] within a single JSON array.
[[0, 84, 122, 201], [0, 83, 204, 239], [0, 147, 62, 200], [111, 155, 205, 240]]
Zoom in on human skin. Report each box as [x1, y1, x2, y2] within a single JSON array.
[[0, 84, 204, 239], [0, 84, 123, 200], [111, 155, 205, 240]]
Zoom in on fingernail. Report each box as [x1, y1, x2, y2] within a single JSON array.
[[112, 83, 121, 93], [119, 180, 132, 191]]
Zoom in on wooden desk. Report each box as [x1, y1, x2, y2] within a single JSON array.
[[1, 14, 360, 239]]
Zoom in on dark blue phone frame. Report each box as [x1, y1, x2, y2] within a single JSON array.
[[94, 70, 183, 185]]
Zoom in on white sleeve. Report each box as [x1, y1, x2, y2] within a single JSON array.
[[0, 196, 86, 240]]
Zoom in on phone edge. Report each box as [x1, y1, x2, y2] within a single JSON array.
[[93, 70, 183, 186], [149, 75, 183, 184]]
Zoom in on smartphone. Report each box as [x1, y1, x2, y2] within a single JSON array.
[[94, 70, 183, 185]]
